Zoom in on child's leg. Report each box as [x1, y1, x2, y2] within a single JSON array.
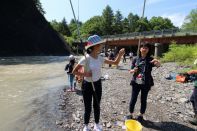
[[190, 88, 197, 114], [70, 74, 75, 91], [189, 87, 197, 125], [67, 74, 72, 91], [129, 84, 141, 114]]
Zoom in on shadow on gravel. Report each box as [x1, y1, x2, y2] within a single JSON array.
[[118, 68, 129, 71], [75, 89, 82, 96], [141, 120, 195, 131]]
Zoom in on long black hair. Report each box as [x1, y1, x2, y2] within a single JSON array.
[[139, 43, 152, 57], [86, 46, 94, 54], [69, 59, 75, 65]]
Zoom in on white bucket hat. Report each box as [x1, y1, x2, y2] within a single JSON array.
[[69, 55, 75, 60]]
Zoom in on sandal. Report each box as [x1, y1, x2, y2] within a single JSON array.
[[72, 88, 76, 92]]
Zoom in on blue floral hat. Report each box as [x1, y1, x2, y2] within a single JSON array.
[[85, 35, 105, 50]]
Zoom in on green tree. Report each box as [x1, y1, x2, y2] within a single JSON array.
[[60, 18, 71, 36], [50, 20, 61, 32], [122, 18, 129, 33], [102, 5, 114, 35], [127, 13, 140, 32], [182, 8, 197, 31], [68, 19, 82, 40], [33, 0, 45, 15], [50, 19, 71, 36], [149, 16, 175, 30], [113, 10, 123, 34], [136, 17, 151, 32], [81, 16, 103, 37]]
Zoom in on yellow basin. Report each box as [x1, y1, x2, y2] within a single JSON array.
[[125, 120, 142, 131]]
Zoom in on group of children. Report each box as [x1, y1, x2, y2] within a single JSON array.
[[64, 34, 197, 131]]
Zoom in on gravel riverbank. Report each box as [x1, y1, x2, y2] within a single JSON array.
[[57, 60, 197, 131]]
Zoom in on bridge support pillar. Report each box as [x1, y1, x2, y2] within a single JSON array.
[[154, 43, 160, 58]]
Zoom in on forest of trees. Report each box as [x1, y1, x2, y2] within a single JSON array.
[[49, 5, 179, 41], [34, 1, 197, 53]]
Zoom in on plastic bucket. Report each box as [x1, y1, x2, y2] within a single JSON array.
[[125, 120, 142, 131]]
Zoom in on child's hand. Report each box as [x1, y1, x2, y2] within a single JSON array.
[[119, 48, 125, 56], [129, 67, 138, 73], [150, 59, 160, 67], [84, 71, 92, 77], [187, 70, 196, 75]]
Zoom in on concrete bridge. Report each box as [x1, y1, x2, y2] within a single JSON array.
[[100, 28, 197, 57]]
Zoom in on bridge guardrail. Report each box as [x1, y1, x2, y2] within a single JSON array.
[[101, 28, 197, 40]]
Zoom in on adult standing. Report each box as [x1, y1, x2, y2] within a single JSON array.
[[123, 53, 127, 63], [108, 50, 115, 67]]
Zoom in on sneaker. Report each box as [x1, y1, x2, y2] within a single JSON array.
[[189, 119, 197, 125], [93, 123, 102, 131], [189, 115, 197, 125], [83, 125, 90, 131], [125, 115, 133, 120], [67, 88, 72, 92], [136, 115, 143, 123], [72, 88, 76, 92]]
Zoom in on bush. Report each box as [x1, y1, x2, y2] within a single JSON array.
[[161, 43, 197, 68]]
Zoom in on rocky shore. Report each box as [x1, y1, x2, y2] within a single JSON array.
[[57, 60, 197, 131]]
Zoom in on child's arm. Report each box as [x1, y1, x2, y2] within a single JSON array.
[[150, 58, 161, 67], [104, 48, 125, 65], [128, 57, 138, 73], [65, 64, 69, 71], [129, 67, 138, 73], [72, 64, 92, 77], [187, 70, 197, 75]]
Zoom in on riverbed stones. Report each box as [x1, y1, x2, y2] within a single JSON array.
[[58, 62, 197, 130]]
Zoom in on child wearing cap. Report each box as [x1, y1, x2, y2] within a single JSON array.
[[65, 55, 76, 92], [72, 35, 125, 131]]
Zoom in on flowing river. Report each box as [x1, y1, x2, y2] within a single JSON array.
[[0, 56, 69, 131]]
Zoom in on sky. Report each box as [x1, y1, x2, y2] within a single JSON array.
[[40, 0, 197, 27]]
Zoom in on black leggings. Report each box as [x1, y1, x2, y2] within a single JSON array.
[[82, 79, 102, 124], [190, 87, 197, 114], [129, 82, 150, 114]]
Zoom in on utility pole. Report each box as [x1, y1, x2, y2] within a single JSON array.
[[137, 0, 146, 56], [69, 0, 81, 55]]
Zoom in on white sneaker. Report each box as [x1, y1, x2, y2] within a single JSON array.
[[83, 125, 90, 131], [93, 123, 102, 131]]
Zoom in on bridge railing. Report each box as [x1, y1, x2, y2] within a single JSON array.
[[101, 28, 197, 40]]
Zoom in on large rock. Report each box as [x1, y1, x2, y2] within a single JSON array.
[[0, 0, 70, 56]]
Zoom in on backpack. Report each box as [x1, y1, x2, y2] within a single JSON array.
[[65, 63, 73, 74]]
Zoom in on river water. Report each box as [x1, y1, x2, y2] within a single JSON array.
[[0, 56, 69, 131]]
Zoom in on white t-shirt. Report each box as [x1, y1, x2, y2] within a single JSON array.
[[78, 54, 105, 82], [129, 52, 133, 57]]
